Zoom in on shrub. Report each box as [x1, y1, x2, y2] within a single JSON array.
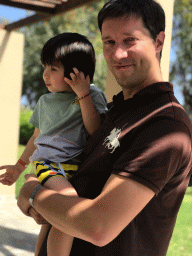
[[19, 107, 34, 145]]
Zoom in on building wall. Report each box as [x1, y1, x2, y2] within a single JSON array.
[[0, 30, 24, 194], [105, 0, 175, 102]]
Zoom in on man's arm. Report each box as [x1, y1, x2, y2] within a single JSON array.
[[17, 173, 154, 247]]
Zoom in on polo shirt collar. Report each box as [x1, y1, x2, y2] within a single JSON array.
[[113, 82, 173, 107]]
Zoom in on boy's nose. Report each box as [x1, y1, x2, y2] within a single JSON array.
[[43, 69, 49, 80]]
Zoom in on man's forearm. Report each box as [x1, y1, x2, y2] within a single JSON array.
[[33, 186, 100, 244]]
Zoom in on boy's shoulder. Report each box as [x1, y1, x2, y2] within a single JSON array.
[[37, 93, 56, 104], [90, 84, 104, 94]]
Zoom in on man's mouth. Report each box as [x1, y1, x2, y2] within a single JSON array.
[[115, 64, 133, 70]]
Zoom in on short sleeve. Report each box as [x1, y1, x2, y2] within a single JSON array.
[[90, 85, 108, 114], [113, 117, 192, 195], [29, 98, 41, 128]]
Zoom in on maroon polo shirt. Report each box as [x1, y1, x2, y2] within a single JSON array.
[[69, 82, 192, 256]]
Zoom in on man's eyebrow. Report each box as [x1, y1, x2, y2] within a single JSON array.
[[102, 33, 135, 40], [102, 35, 111, 40]]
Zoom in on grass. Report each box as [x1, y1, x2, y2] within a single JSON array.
[[15, 144, 31, 198], [16, 145, 192, 255], [167, 187, 192, 256]]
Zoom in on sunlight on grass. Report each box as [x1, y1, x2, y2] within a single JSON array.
[[16, 144, 31, 198], [167, 188, 192, 256]]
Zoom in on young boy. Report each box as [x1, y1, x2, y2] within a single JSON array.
[[0, 33, 107, 256]]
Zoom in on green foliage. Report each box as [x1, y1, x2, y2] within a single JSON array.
[[19, 107, 34, 145], [23, 0, 108, 107], [170, 0, 192, 114]]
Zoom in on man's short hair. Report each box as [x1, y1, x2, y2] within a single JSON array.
[[98, 0, 165, 42], [41, 33, 96, 82]]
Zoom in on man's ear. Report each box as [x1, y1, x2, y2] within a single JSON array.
[[155, 31, 165, 55]]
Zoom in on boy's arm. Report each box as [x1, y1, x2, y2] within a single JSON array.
[[78, 93, 101, 135], [16, 127, 39, 167], [0, 127, 39, 185], [64, 68, 101, 135]]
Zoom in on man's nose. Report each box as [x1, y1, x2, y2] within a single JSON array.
[[114, 46, 128, 60]]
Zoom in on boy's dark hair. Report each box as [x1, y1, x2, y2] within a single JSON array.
[[41, 33, 95, 82], [98, 0, 165, 42]]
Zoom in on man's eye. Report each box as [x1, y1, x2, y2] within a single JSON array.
[[104, 40, 115, 45], [125, 38, 136, 43]]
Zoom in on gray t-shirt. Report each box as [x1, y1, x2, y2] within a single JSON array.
[[29, 85, 108, 163]]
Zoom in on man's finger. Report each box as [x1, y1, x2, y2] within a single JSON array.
[[17, 200, 30, 217], [29, 207, 48, 225]]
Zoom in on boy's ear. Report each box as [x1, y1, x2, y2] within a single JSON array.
[[155, 31, 165, 54]]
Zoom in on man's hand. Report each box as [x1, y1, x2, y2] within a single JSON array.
[[28, 207, 49, 225], [64, 67, 90, 98], [17, 174, 41, 217], [0, 165, 22, 186]]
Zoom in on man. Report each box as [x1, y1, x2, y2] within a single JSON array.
[[17, 0, 192, 255]]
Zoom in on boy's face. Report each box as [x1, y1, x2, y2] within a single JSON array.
[[43, 62, 73, 93]]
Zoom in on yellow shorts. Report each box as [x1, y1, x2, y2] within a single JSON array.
[[31, 160, 79, 185]]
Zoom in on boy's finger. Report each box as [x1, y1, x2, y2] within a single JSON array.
[[73, 67, 79, 74], [0, 165, 8, 170], [64, 77, 72, 84], [70, 72, 76, 81], [79, 71, 85, 80], [86, 75, 90, 83]]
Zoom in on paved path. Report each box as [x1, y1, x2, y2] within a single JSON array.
[[0, 186, 41, 256]]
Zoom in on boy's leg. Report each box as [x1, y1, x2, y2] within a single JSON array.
[[34, 161, 78, 256], [42, 175, 77, 256], [48, 226, 74, 256], [35, 224, 51, 256]]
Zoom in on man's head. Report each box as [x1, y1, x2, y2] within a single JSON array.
[[98, 0, 165, 44], [98, 0, 166, 99], [41, 33, 96, 82]]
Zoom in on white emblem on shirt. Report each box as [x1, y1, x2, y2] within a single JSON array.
[[103, 128, 121, 153]]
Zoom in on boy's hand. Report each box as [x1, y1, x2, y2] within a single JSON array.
[[64, 67, 90, 98], [0, 165, 22, 185]]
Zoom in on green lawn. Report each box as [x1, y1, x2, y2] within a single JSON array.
[[16, 145, 192, 255], [167, 188, 192, 256], [16, 144, 31, 198]]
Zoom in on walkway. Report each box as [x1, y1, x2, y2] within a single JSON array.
[[0, 185, 40, 256]]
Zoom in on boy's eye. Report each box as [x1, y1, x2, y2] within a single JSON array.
[[51, 67, 57, 71]]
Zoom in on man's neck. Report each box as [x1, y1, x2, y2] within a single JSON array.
[[122, 77, 164, 100]]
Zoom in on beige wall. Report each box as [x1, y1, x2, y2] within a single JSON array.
[[0, 30, 24, 194], [105, 0, 175, 102]]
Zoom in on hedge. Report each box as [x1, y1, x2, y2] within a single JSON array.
[[19, 107, 34, 145]]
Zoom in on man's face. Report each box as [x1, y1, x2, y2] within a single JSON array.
[[102, 15, 164, 98]]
